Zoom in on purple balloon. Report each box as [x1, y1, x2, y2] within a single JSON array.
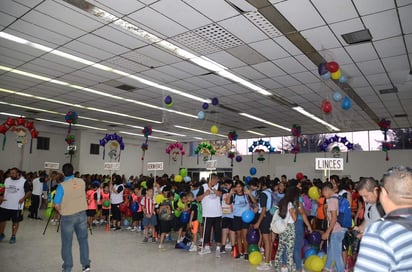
[[211, 97, 219, 106], [164, 95, 172, 105], [318, 62, 328, 76], [235, 155, 242, 162], [308, 231, 322, 245], [246, 228, 260, 244], [321, 143, 328, 151], [202, 102, 209, 110], [99, 139, 106, 146]]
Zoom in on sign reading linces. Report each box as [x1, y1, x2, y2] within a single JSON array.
[[315, 158, 344, 171], [147, 162, 163, 171], [44, 162, 60, 169], [104, 162, 120, 171]]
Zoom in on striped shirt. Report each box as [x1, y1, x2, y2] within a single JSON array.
[[355, 208, 412, 272]]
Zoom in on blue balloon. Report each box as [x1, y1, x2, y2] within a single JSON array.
[[130, 202, 139, 213], [197, 111, 205, 120], [184, 176, 191, 183], [332, 91, 342, 102], [179, 211, 190, 224], [242, 210, 255, 224], [245, 176, 252, 184], [235, 155, 242, 162], [164, 95, 172, 104], [304, 248, 317, 259], [250, 167, 257, 176], [339, 75, 347, 83], [341, 96, 352, 110], [321, 72, 331, 80], [202, 102, 209, 110]]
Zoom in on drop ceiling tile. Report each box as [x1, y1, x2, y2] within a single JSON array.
[[36, 1, 104, 32], [0, 11, 17, 27], [120, 50, 164, 68], [78, 34, 129, 55], [204, 51, 246, 69], [311, 0, 358, 24], [357, 59, 386, 75], [140, 69, 176, 83], [274, 57, 307, 74], [155, 66, 191, 80], [249, 39, 289, 60], [292, 71, 319, 84], [399, 4, 412, 34], [345, 43, 378, 62], [353, 0, 395, 16], [274, 0, 325, 31], [171, 61, 209, 76], [93, 26, 147, 49], [374, 36, 406, 58], [103, 56, 148, 74], [396, 0, 412, 7], [339, 63, 361, 77], [91, 0, 144, 15], [22, 10, 85, 39], [363, 9, 402, 41], [254, 78, 282, 89], [226, 45, 267, 65], [329, 18, 364, 45], [0, 44, 36, 63], [218, 15, 267, 43], [273, 75, 300, 87], [252, 61, 286, 78], [0, 54, 26, 67], [382, 55, 410, 72], [151, 0, 211, 30], [127, 7, 187, 38], [301, 26, 341, 50], [63, 40, 113, 60], [273, 36, 302, 55], [139, 45, 181, 65], [185, 0, 238, 21], [0, 0, 30, 17], [198, 74, 232, 86], [365, 73, 391, 86], [349, 76, 370, 88], [231, 66, 265, 80], [183, 76, 216, 89], [294, 55, 317, 71]]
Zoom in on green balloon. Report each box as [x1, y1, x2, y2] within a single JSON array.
[[248, 244, 260, 254], [180, 168, 187, 177], [45, 207, 53, 219]]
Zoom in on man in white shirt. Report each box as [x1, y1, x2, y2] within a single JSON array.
[[0, 168, 32, 244], [29, 171, 45, 219]]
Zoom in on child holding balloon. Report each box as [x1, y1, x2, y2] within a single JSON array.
[[129, 186, 142, 232]]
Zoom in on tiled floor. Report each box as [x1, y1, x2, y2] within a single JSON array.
[[0, 213, 256, 272]]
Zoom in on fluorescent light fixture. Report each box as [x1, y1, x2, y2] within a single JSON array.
[[193, 137, 203, 140], [217, 70, 272, 96], [35, 118, 107, 131], [239, 113, 289, 132], [0, 112, 23, 117], [174, 125, 226, 138], [190, 56, 227, 72], [156, 40, 197, 59], [247, 130, 266, 136], [292, 106, 340, 131]]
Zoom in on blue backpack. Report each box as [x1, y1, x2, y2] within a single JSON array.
[[332, 195, 352, 228]]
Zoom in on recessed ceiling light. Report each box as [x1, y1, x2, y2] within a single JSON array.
[[341, 29, 372, 45]]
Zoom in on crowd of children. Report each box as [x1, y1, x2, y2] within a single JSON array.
[[1, 168, 380, 272]]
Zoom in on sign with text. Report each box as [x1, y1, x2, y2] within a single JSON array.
[[147, 162, 164, 171], [44, 162, 60, 170], [206, 160, 217, 170], [104, 162, 120, 171], [315, 158, 344, 171]]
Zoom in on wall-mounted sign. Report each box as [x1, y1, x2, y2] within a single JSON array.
[[315, 158, 344, 171]]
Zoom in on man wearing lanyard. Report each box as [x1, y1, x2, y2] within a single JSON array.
[[54, 163, 91, 272]]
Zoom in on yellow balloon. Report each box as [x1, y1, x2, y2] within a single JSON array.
[[308, 186, 320, 200], [304, 255, 316, 270], [210, 125, 218, 134], [310, 256, 325, 272], [331, 69, 341, 80], [248, 251, 263, 265], [174, 175, 183, 182], [155, 194, 165, 205]]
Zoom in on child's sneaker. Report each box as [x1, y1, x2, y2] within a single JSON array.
[[131, 227, 138, 232], [151, 237, 156, 243], [220, 246, 226, 253], [198, 246, 211, 255], [215, 250, 221, 258], [159, 244, 164, 249], [189, 244, 197, 252], [244, 253, 248, 260], [126, 226, 133, 230], [143, 237, 149, 243], [9, 236, 16, 244], [256, 262, 272, 271]]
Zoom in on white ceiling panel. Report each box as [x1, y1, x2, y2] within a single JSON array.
[[353, 0, 395, 16], [292, 71, 320, 84], [140, 69, 176, 83], [355, 86, 377, 96], [183, 76, 216, 89], [0, 11, 17, 27], [273, 36, 302, 55], [63, 40, 113, 61], [0, 54, 26, 68], [155, 66, 191, 80], [171, 61, 209, 76], [185, 0, 238, 22], [0, 0, 30, 17], [396, 0, 412, 7], [294, 55, 318, 71], [311, 0, 358, 24], [127, 7, 187, 38], [382, 54, 410, 72], [78, 34, 130, 55], [218, 15, 267, 43], [374, 36, 406, 58], [363, 10, 402, 41], [138, 45, 181, 65], [399, 4, 412, 34], [151, 0, 211, 30], [231, 66, 265, 80], [339, 63, 362, 77], [22, 10, 85, 39], [93, 26, 147, 50], [301, 26, 341, 50], [349, 76, 370, 88], [274, 0, 325, 31], [274, 57, 307, 74], [205, 51, 245, 68], [357, 59, 386, 75], [273, 75, 300, 87], [249, 39, 289, 60], [365, 73, 392, 86], [320, 47, 353, 65], [254, 78, 282, 90], [37, 1, 104, 32], [252, 61, 286, 78], [345, 43, 378, 62]]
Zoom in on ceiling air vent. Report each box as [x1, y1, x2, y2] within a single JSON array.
[[342, 29, 372, 45], [116, 84, 136, 91], [379, 87, 398, 94], [394, 114, 408, 118], [108, 124, 118, 127]]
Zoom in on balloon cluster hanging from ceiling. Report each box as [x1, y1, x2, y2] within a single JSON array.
[[378, 118, 392, 161], [227, 130, 241, 166], [291, 124, 301, 162], [0, 117, 39, 153]]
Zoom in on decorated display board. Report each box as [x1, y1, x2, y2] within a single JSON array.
[[0, 117, 39, 153]]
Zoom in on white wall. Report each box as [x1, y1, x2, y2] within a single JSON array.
[[1, 128, 411, 181]]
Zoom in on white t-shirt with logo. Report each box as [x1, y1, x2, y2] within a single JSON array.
[[1, 177, 27, 210], [200, 183, 222, 218]]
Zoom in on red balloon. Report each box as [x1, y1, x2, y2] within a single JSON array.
[[119, 203, 128, 213], [326, 61, 339, 73], [0, 124, 8, 134], [30, 129, 39, 138], [321, 100, 332, 113], [6, 117, 15, 127], [16, 117, 25, 126], [25, 121, 34, 130], [125, 209, 132, 217], [296, 172, 304, 180]]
